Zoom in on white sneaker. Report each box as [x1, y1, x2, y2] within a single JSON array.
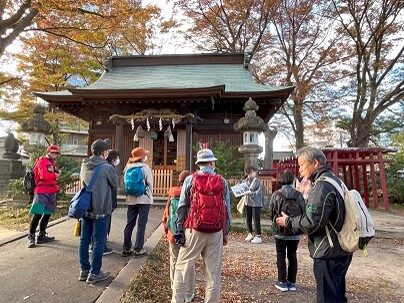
[[245, 233, 254, 242], [251, 235, 262, 244]]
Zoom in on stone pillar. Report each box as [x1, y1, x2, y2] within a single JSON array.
[[263, 126, 277, 170]]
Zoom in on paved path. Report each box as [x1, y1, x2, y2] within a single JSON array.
[[1, 205, 403, 303], [0, 207, 163, 303]]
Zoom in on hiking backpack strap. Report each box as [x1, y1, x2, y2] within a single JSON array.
[[85, 164, 104, 192], [318, 176, 347, 248], [320, 176, 348, 199], [274, 191, 287, 216]]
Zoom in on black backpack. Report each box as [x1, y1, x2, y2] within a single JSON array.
[[275, 191, 303, 236], [23, 169, 35, 194]]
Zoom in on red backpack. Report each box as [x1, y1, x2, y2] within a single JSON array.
[[184, 173, 226, 233]]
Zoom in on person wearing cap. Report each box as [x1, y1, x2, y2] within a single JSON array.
[[171, 149, 231, 303], [122, 147, 153, 257], [88, 149, 120, 256], [27, 144, 61, 248], [241, 166, 264, 244], [162, 170, 195, 303], [78, 139, 118, 284]]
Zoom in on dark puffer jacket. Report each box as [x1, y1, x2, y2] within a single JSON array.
[[287, 167, 352, 259], [269, 184, 305, 240]]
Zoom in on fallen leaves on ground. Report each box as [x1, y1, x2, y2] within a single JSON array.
[[120, 232, 403, 303]]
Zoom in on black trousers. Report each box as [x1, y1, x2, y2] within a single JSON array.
[[29, 214, 51, 234], [275, 238, 299, 283], [244, 206, 261, 235], [313, 254, 353, 303], [123, 204, 150, 251]]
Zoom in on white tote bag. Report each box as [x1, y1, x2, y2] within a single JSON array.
[[237, 195, 247, 214]]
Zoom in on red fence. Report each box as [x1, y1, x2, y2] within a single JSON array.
[[260, 148, 394, 210]]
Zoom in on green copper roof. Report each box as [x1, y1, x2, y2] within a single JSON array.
[[81, 64, 288, 93]]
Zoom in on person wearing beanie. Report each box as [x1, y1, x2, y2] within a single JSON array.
[[78, 139, 118, 284], [27, 144, 61, 248], [122, 147, 154, 257], [162, 170, 195, 303]]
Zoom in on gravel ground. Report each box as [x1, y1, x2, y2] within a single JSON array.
[[214, 233, 404, 303]]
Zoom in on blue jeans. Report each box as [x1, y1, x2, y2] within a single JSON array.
[[123, 204, 150, 251], [79, 216, 108, 275]]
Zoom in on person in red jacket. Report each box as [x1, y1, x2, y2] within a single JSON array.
[[27, 145, 61, 248]]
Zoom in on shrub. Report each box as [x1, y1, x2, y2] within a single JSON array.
[[386, 134, 404, 205], [386, 161, 404, 205], [193, 140, 244, 180]]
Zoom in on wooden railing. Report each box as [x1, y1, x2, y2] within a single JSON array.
[[152, 169, 173, 197], [66, 179, 81, 194], [66, 169, 174, 197], [260, 176, 273, 194], [65, 172, 271, 199]]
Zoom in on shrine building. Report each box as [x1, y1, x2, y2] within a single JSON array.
[[35, 53, 294, 195]]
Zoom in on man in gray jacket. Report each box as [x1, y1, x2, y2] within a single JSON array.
[[277, 147, 352, 303], [78, 139, 118, 284]]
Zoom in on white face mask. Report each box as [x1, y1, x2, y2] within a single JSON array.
[[113, 158, 120, 167]]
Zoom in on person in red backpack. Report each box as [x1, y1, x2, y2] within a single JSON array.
[[27, 144, 61, 248], [162, 170, 195, 303], [171, 149, 231, 303]]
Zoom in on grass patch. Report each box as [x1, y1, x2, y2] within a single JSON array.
[[120, 240, 172, 303], [389, 203, 404, 216], [0, 203, 69, 231]]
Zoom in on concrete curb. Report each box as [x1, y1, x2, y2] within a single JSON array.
[[0, 216, 69, 247], [95, 224, 165, 303]]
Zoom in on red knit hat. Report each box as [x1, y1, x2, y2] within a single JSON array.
[[46, 145, 60, 154]]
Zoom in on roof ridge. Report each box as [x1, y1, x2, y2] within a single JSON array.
[[108, 53, 245, 68]]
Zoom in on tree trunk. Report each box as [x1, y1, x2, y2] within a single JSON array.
[[348, 118, 371, 147], [293, 102, 304, 150], [263, 127, 277, 170]]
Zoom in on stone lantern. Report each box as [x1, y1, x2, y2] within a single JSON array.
[[0, 133, 25, 194], [234, 97, 267, 169], [21, 104, 52, 151]]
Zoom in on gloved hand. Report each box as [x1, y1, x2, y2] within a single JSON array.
[[174, 231, 185, 247]]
